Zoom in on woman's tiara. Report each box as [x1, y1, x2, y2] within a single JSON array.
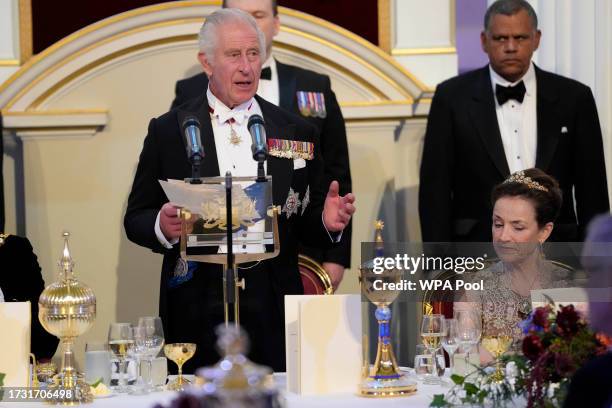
[[503, 171, 549, 192]]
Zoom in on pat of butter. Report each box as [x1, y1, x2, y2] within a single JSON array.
[[90, 383, 111, 397]]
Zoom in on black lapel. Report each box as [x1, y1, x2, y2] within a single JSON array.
[[469, 66, 510, 178], [257, 95, 294, 206], [276, 60, 297, 112], [0, 112, 4, 231], [176, 94, 220, 177], [534, 66, 561, 172]]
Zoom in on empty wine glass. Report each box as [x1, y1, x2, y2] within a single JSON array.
[[129, 326, 149, 394], [455, 310, 482, 366], [137, 317, 165, 391], [163, 343, 196, 391], [420, 314, 445, 385], [108, 323, 133, 393], [442, 318, 460, 375]]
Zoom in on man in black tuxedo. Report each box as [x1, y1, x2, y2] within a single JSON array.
[[419, 0, 609, 243], [124, 9, 355, 373], [171, 0, 351, 290]]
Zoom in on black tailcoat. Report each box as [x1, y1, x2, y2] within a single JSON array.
[[125, 95, 332, 372]]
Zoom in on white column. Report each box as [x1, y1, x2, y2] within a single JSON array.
[[384, 0, 458, 90], [528, 0, 612, 204], [0, 0, 23, 83]]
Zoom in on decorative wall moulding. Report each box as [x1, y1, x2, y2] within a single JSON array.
[[2, 109, 108, 140]]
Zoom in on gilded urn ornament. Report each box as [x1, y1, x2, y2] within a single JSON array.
[[38, 232, 96, 404], [359, 221, 417, 397]]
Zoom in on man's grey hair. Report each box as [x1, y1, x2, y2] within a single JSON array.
[[484, 0, 538, 33], [198, 8, 267, 63]]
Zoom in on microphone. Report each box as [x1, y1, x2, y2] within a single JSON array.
[[182, 116, 204, 161], [182, 116, 203, 183], [247, 114, 268, 162]]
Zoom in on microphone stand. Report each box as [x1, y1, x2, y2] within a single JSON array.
[[224, 171, 236, 326], [189, 154, 202, 184], [256, 161, 266, 183], [222, 171, 246, 327]]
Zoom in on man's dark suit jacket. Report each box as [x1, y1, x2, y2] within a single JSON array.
[[124, 94, 332, 372], [419, 64, 609, 243], [564, 352, 612, 408], [0, 235, 59, 360], [171, 60, 351, 268]]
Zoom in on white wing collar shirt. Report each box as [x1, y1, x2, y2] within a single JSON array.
[[206, 86, 265, 177], [256, 56, 279, 105], [155, 88, 266, 250], [490, 62, 537, 174]]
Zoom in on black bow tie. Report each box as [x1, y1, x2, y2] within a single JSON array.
[[495, 81, 526, 105], [260, 67, 272, 80]]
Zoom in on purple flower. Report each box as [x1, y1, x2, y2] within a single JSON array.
[[520, 312, 534, 335]]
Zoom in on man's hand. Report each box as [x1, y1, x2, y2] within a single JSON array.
[[160, 202, 182, 240], [323, 262, 345, 292], [323, 181, 355, 232]]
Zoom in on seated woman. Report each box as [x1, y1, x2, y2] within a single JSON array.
[[455, 168, 570, 364]]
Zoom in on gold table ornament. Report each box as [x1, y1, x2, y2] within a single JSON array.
[[359, 221, 417, 397], [38, 232, 96, 404]]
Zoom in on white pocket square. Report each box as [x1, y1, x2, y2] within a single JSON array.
[[293, 158, 306, 169], [561, 126, 568, 134]]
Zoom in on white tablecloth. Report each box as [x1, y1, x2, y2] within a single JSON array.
[[8, 374, 448, 408]]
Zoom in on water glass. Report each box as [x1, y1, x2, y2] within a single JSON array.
[[141, 357, 168, 390], [84, 342, 111, 386]]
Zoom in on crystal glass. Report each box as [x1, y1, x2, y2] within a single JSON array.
[[164, 343, 196, 391], [84, 342, 111, 387], [442, 318, 460, 375], [420, 314, 445, 385], [455, 310, 482, 366], [129, 326, 149, 394], [137, 316, 165, 391], [414, 344, 434, 381], [108, 323, 134, 393]]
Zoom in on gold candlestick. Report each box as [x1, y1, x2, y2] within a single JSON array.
[[38, 232, 96, 404], [359, 221, 417, 397]]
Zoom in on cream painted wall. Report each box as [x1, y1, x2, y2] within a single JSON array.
[[0, 4, 428, 368]]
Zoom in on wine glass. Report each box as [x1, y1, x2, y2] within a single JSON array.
[[420, 314, 445, 384], [163, 343, 196, 391], [455, 310, 482, 366], [108, 323, 134, 393], [481, 333, 513, 382], [129, 326, 149, 394], [138, 317, 165, 391], [442, 318, 460, 375]]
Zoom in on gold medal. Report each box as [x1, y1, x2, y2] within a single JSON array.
[[228, 123, 242, 145]]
